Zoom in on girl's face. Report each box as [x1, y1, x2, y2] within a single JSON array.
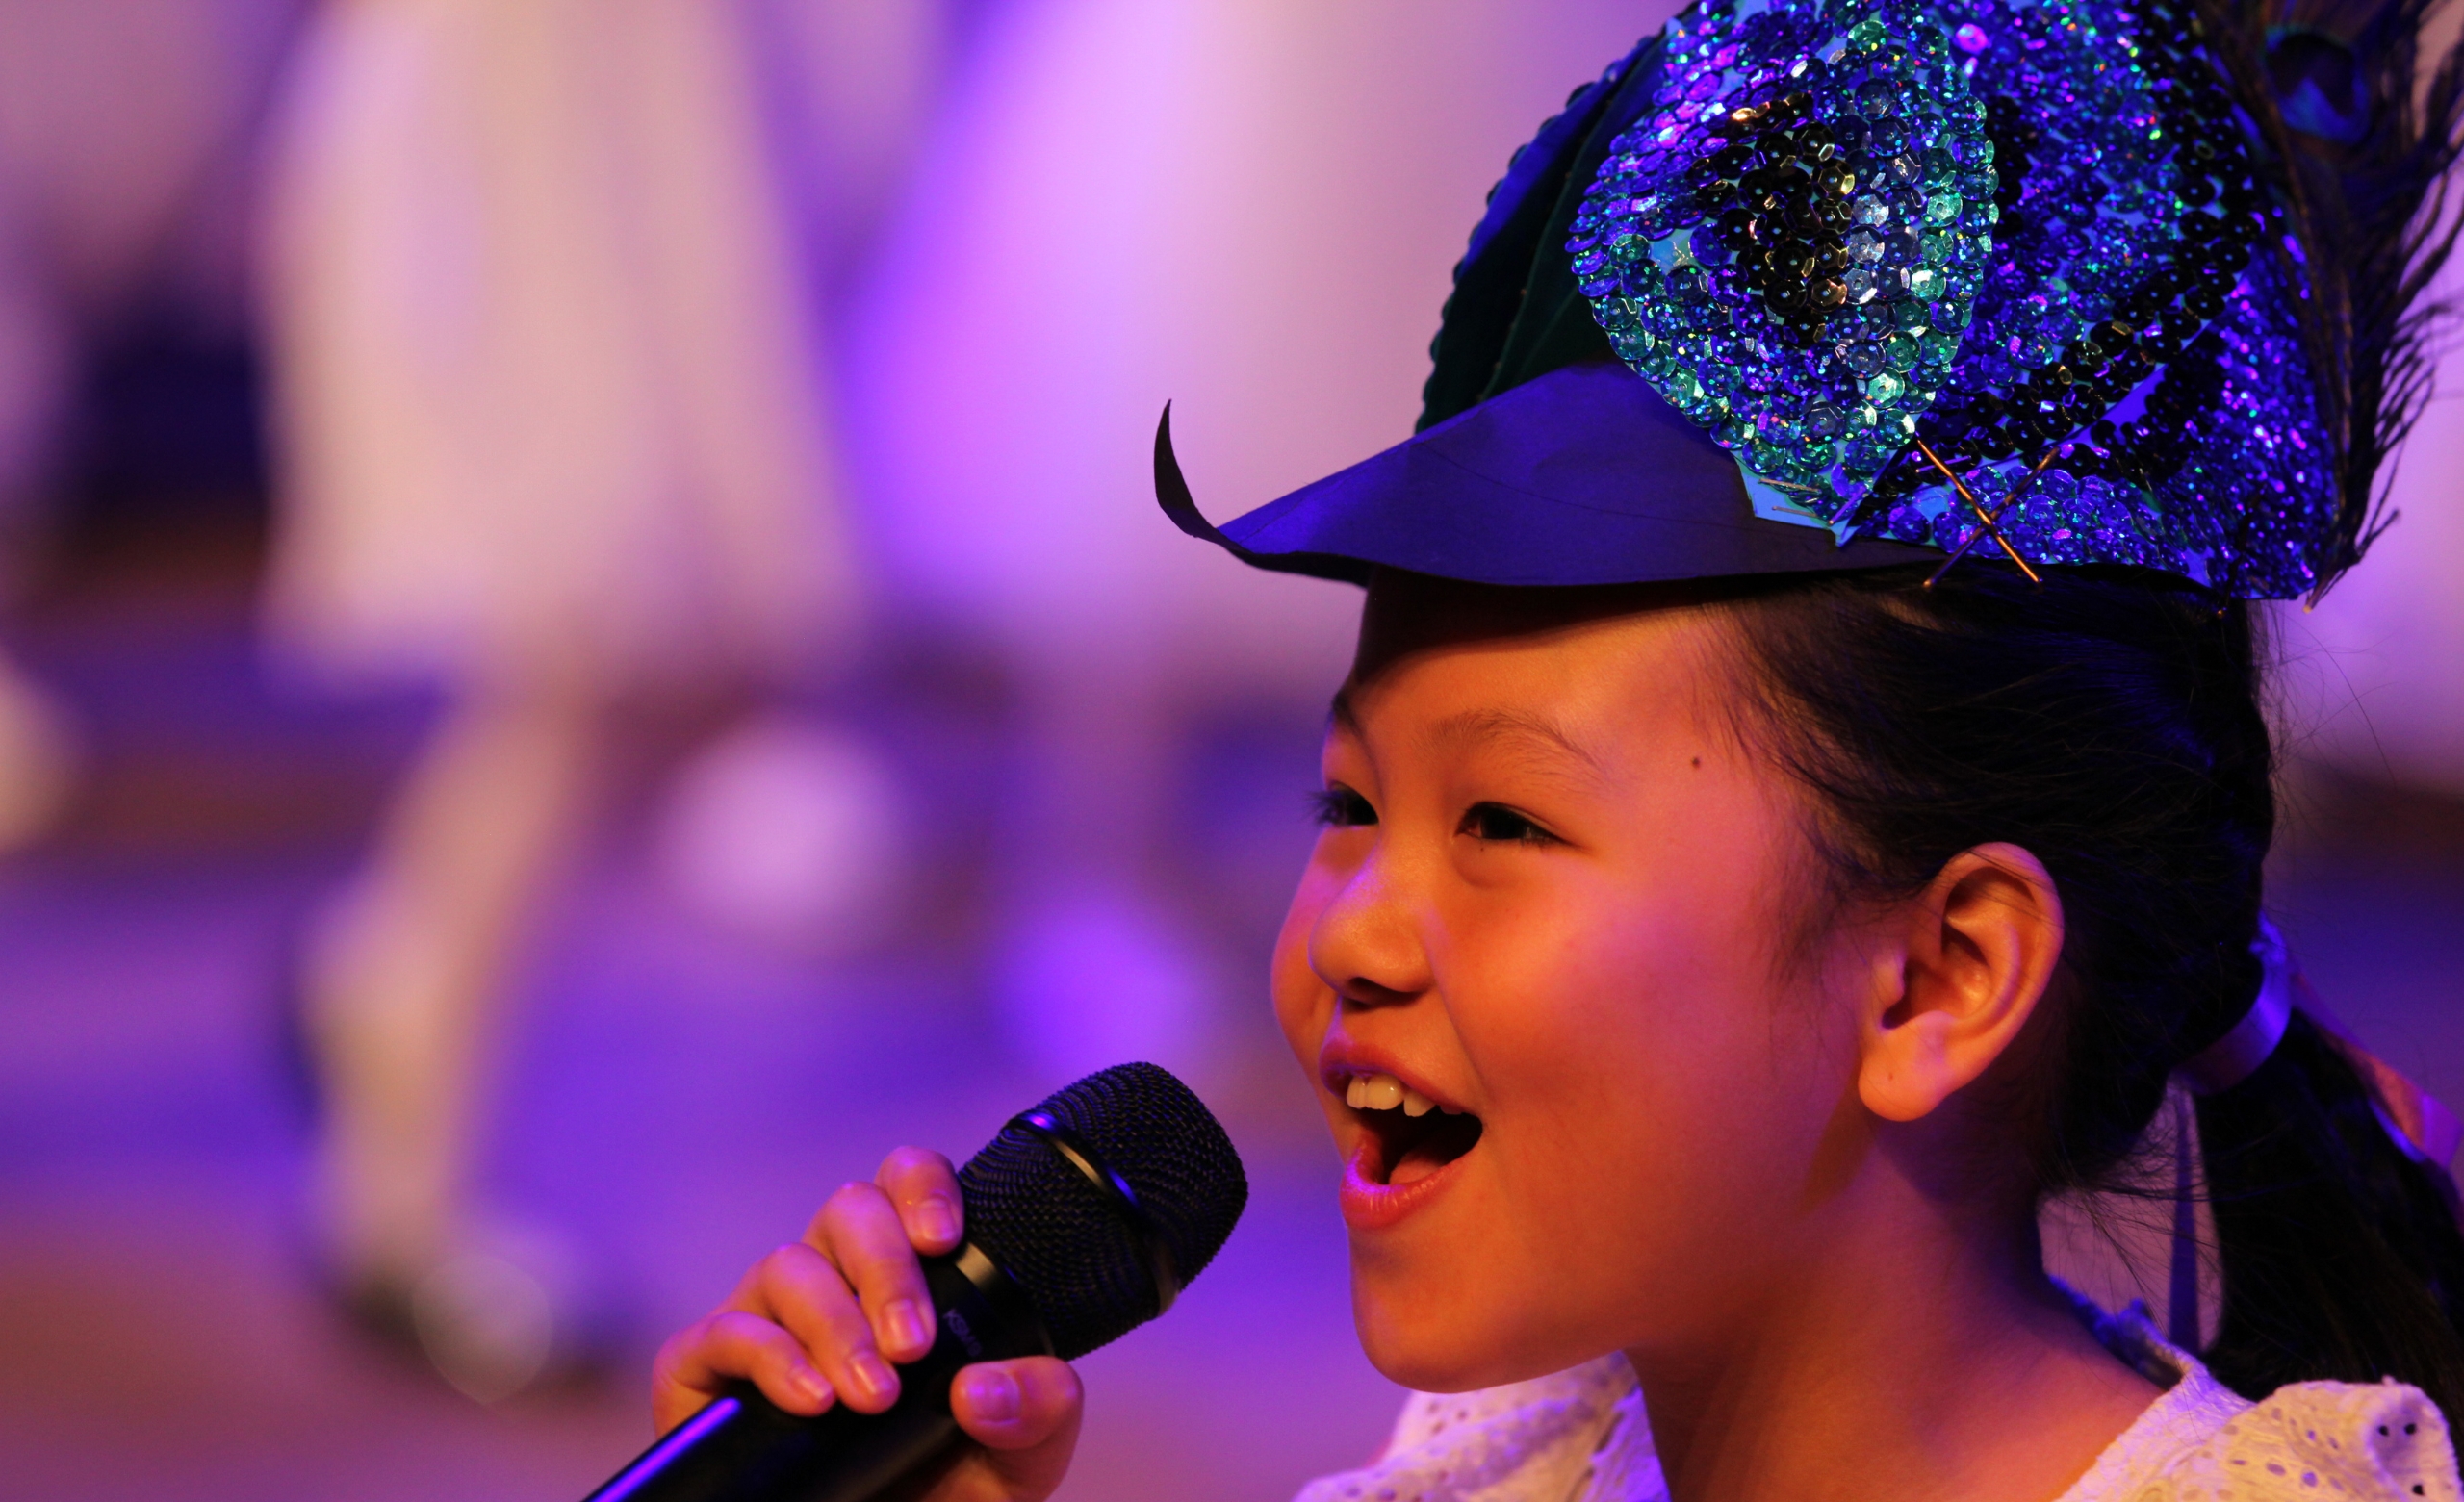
[[1272, 577, 1875, 1392]]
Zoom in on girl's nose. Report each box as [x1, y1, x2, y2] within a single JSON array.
[[1308, 845, 1434, 1007]]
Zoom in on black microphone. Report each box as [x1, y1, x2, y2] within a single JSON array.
[[582, 1061, 1248, 1502]]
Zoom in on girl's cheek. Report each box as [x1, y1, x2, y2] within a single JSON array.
[[1270, 858, 1342, 1059]]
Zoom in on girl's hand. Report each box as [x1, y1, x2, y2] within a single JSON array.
[[652, 1147, 1084, 1502]]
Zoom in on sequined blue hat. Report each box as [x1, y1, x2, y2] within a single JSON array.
[[1159, 0, 2463, 601]]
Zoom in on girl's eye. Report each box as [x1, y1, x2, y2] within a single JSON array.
[[1459, 802, 1558, 846], [1311, 785, 1378, 828]]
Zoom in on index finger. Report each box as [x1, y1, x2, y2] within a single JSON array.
[[876, 1146, 963, 1255]]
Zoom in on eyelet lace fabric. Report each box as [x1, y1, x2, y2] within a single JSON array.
[[1291, 1354, 1663, 1502], [1289, 1303, 2460, 1502]]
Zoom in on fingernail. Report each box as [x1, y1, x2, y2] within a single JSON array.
[[791, 1365, 834, 1410], [962, 1366, 1020, 1423], [852, 1351, 899, 1403], [884, 1298, 931, 1354], [915, 1196, 960, 1245]]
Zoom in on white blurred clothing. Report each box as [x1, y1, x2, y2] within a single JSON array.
[[261, 0, 859, 692]]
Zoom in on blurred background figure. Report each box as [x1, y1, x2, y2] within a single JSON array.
[[848, 0, 1652, 1086], [258, 0, 938, 1400]]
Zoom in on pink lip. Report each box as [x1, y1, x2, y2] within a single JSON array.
[[1339, 1135, 1469, 1230]]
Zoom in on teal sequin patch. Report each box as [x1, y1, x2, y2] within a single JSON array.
[[1568, 0, 1999, 530]]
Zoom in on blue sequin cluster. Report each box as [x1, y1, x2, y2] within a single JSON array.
[[1882, 260, 2331, 593], [1572, 0, 2345, 598]]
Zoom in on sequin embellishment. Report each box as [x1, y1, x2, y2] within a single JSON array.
[[1567, 0, 2340, 598], [1571, 0, 1999, 534]]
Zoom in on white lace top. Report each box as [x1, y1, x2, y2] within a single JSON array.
[[1291, 1304, 2461, 1502]]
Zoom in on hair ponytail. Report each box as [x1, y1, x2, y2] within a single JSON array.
[[1728, 562, 2464, 1418], [2199, 1010, 2464, 1416]]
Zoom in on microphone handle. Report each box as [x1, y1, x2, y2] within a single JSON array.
[[584, 1247, 1053, 1502]]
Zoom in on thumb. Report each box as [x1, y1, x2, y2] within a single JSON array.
[[945, 1358, 1082, 1502]]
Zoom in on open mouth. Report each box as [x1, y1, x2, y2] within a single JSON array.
[[1341, 1072, 1484, 1186]]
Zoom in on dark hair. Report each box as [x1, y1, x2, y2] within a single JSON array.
[[1726, 562, 2464, 1419]]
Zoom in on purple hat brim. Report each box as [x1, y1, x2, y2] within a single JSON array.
[[1157, 361, 1939, 588]]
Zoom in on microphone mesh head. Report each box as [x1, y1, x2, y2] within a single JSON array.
[[957, 1062, 1247, 1361]]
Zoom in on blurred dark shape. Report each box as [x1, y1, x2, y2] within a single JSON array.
[[56, 309, 268, 567]]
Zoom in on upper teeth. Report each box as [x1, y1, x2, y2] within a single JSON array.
[[1345, 1071, 1456, 1117]]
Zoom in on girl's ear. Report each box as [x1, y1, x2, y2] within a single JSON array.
[[1857, 843, 2065, 1123]]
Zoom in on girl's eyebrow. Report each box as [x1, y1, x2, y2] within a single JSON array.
[[1429, 707, 1608, 781], [1327, 691, 1607, 788]]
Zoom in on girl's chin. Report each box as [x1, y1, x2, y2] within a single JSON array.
[[1352, 1320, 1484, 1394], [1350, 1304, 1574, 1396], [1350, 1237, 1630, 1396]]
